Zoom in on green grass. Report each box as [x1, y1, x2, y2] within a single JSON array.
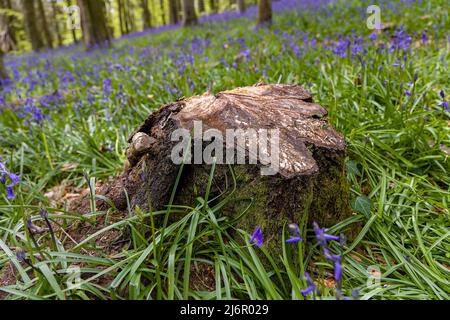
[[0, 0, 449, 300]]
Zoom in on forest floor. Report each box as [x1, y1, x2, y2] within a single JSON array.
[[0, 0, 449, 300]]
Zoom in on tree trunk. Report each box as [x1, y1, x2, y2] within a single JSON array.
[[71, 84, 350, 253], [197, 0, 205, 13], [208, 0, 217, 13], [0, 5, 12, 83], [22, 0, 45, 51], [257, 0, 272, 26], [117, 0, 130, 34], [1, 0, 16, 45], [159, 0, 166, 25], [0, 52, 7, 83], [182, 0, 197, 26], [77, 0, 111, 48], [168, 0, 178, 24], [37, 0, 53, 48], [51, 1, 63, 47], [237, 0, 246, 13], [125, 0, 135, 33], [140, 0, 152, 30]]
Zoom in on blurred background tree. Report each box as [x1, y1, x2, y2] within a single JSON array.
[[0, 0, 269, 53]]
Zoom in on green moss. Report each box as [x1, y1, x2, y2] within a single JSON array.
[[173, 152, 351, 259]]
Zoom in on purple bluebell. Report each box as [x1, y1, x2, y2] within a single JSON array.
[[300, 272, 316, 297], [438, 90, 449, 111], [286, 223, 303, 243], [439, 100, 449, 111], [313, 221, 340, 247], [39, 209, 48, 219], [333, 255, 342, 282], [249, 226, 264, 247], [421, 31, 428, 44], [16, 250, 26, 263], [0, 160, 20, 200], [6, 186, 15, 200]]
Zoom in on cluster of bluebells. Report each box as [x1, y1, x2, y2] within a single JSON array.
[[0, 159, 20, 200], [249, 221, 353, 299], [0, 0, 445, 131]]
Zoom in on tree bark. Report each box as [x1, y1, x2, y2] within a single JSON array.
[[208, 0, 217, 13], [159, 0, 166, 25], [257, 0, 272, 26], [0, 52, 7, 83], [197, 0, 205, 13], [71, 84, 351, 251], [182, 0, 197, 26], [51, 1, 63, 47], [117, 0, 124, 34], [125, 0, 135, 33], [140, 0, 152, 30], [1, 0, 16, 45], [237, 0, 246, 13], [37, 0, 53, 48], [77, 0, 111, 48], [0, 5, 11, 82], [168, 0, 179, 24], [22, 0, 45, 51]]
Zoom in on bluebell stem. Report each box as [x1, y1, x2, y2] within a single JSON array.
[[40, 209, 57, 249]]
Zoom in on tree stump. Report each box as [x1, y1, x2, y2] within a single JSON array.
[[75, 83, 350, 248]]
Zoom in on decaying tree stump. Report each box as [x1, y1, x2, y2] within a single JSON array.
[[74, 83, 350, 247]]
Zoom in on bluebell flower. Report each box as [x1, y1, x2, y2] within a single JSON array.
[[249, 226, 264, 247], [300, 272, 316, 297], [0, 160, 20, 200], [421, 31, 428, 44], [6, 186, 15, 200], [16, 250, 26, 263], [286, 223, 303, 243], [333, 255, 342, 282], [39, 209, 48, 219], [438, 90, 449, 111], [313, 221, 340, 247], [439, 100, 449, 111], [103, 78, 112, 97]]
